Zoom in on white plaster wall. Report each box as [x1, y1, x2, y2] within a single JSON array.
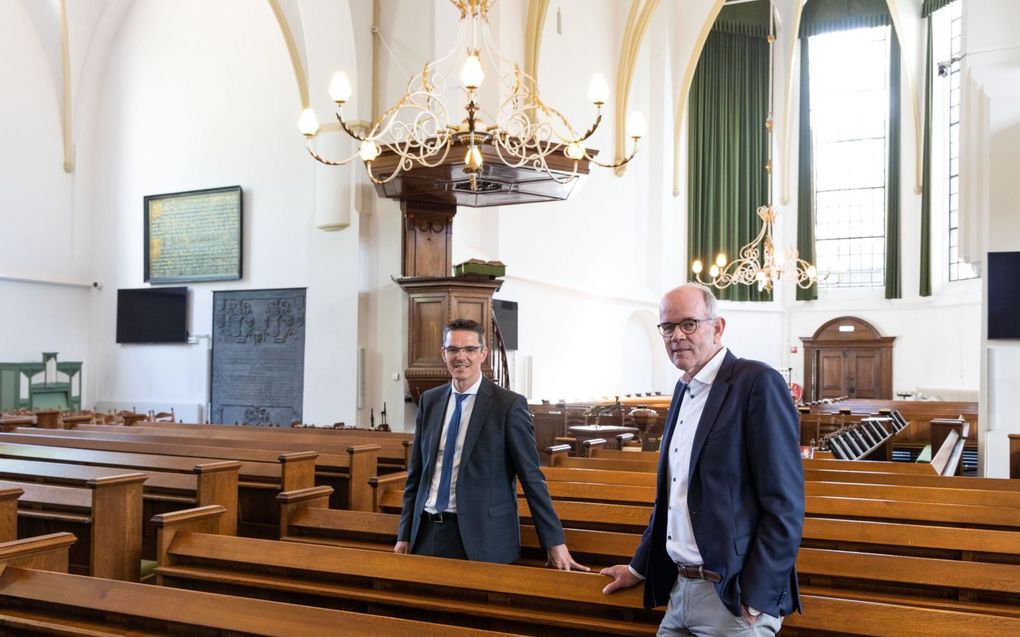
[[87, 0, 360, 425], [962, 0, 1020, 477], [0, 1, 94, 393]]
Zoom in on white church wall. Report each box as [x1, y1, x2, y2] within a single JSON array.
[[0, 2, 93, 375], [88, 0, 360, 425]]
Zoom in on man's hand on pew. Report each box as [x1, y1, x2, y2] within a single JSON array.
[[393, 540, 410, 554], [599, 564, 642, 594], [545, 544, 589, 571]]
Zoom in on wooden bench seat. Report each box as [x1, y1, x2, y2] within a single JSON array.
[[156, 505, 1020, 637], [0, 456, 239, 556], [153, 505, 659, 637], [4, 429, 378, 510], [277, 486, 639, 567], [0, 440, 310, 538], [0, 474, 144, 580], [0, 533, 517, 637], [69, 422, 411, 470]]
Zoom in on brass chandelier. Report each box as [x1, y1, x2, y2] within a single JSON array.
[[692, 1, 818, 292], [297, 0, 645, 190]]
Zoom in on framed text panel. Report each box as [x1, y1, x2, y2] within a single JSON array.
[[145, 186, 242, 284]]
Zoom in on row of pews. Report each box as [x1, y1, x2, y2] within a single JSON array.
[[1, 414, 1018, 635]]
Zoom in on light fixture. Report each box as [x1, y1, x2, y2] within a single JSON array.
[[691, 2, 818, 293], [298, 0, 643, 192]]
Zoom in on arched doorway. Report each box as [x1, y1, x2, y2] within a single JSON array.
[[801, 317, 895, 401]]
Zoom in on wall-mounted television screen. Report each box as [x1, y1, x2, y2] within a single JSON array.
[[116, 287, 189, 344]]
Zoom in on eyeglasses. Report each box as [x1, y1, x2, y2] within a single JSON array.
[[657, 318, 714, 337], [443, 346, 483, 355]]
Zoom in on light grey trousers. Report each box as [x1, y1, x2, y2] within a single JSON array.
[[656, 577, 783, 637]]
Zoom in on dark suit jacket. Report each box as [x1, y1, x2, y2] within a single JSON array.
[[398, 377, 565, 563], [630, 350, 804, 617]]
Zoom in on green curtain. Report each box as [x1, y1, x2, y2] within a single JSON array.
[[796, 36, 817, 301], [885, 31, 902, 299], [687, 28, 770, 302], [799, 0, 891, 37], [919, 17, 933, 297], [922, 0, 956, 17]]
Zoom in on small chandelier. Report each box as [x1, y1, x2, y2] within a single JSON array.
[[692, 1, 818, 293], [297, 0, 645, 192]]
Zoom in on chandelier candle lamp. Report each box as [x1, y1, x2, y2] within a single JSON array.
[[297, 0, 645, 205], [691, 0, 818, 293]]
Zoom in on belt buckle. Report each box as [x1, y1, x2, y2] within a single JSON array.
[[430, 511, 446, 523]]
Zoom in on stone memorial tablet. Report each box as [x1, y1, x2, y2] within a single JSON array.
[[211, 288, 305, 425]]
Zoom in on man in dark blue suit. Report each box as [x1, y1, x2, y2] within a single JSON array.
[[601, 283, 804, 636], [395, 318, 586, 569]]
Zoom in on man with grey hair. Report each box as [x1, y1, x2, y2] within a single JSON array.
[[602, 283, 804, 636]]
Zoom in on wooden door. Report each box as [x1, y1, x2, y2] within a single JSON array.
[[802, 317, 895, 402]]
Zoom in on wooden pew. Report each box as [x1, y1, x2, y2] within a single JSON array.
[[0, 440, 309, 537], [0, 531, 75, 571], [1011, 433, 1020, 479], [277, 486, 639, 568], [0, 532, 515, 637], [930, 425, 966, 477], [0, 487, 20, 543], [70, 422, 412, 470], [1, 429, 375, 511], [0, 456, 239, 557], [153, 506, 661, 637], [1, 473, 144, 580], [154, 505, 1020, 637]]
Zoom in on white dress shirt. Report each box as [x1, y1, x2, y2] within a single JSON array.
[[665, 346, 728, 565], [423, 375, 482, 514]]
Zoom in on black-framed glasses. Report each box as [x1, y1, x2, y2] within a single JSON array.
[[657, 318, 714, 337], [443, 345, 483, 355]]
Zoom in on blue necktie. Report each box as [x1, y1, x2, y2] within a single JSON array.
[[435, 393, 469, 513]]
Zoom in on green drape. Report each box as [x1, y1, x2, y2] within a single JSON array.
[[799, 0, 891, 37], [687, 28, 770, 302], [885, 31, 902, 299], [796, 37, 818, 301], [919, 17, 933, 296], [922, 0, 955, 17]]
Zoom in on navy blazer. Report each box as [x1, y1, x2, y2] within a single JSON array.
[[398, 377, 565, 563], [630, 351, 804, 618]]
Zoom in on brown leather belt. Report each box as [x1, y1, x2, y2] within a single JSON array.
[[677, 564, 722, 583]]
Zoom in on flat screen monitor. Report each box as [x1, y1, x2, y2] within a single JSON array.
[[116, 287, 188, 344], [988, 251, 1020, 339], [493, 299, 518, 350]]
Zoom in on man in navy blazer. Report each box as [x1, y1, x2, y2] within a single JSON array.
[[602, 283, 804, 636], [395, 318, 586, 569]]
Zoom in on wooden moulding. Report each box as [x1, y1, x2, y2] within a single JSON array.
[[277, 451, 318, 492], [87, 472, 147, 581], [0, 531, 75, 573], [276, 486, 333, 539], [0, 487, 22, 543], [192, 461, 241, 536], [151, 505, 226, 570]]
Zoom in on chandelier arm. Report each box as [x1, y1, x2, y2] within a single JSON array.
[[304, 144, 364, 167], [335, 112, 367, 142], [587, 139, 639, 169]]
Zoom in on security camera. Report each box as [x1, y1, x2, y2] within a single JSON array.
[[937, 62, 950, 78]]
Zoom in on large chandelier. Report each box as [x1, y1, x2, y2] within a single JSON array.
[[297, 0, 645, 192], [692, 2, 818, 293]]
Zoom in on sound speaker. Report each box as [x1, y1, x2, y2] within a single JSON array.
[[493, 299, 518, 350], [988, 251, 1020, 339]]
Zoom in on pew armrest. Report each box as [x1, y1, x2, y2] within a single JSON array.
[[0, 532, 76, 573], [151, 505, 227, 568]]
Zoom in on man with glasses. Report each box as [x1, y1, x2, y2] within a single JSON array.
[[601, 283, 804, 636], [395, 318, 586, 570]]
